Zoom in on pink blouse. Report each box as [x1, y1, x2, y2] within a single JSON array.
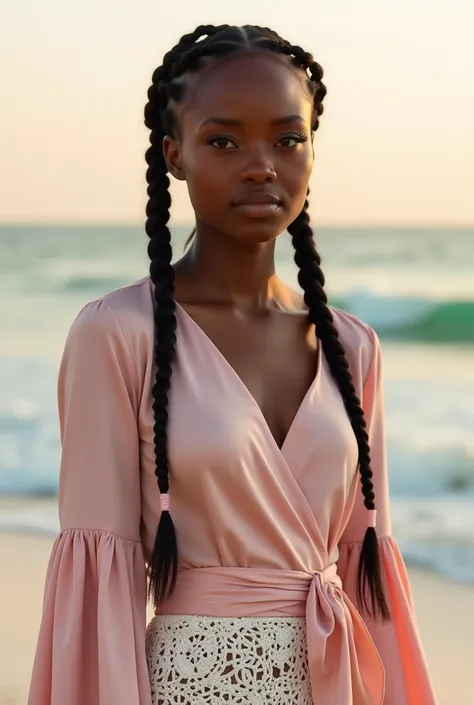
[[27, 276, 437, 705]]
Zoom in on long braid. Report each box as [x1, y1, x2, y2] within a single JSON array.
[[144, 24, 390, 620], [144, 78, 178, 604], [144, 25, 226, 605], [286, 55, 390, 621], [288, 203, 390, 621]]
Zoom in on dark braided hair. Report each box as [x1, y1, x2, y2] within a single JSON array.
[[144, 24, 391, 622]]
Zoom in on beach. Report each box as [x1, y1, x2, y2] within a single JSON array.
[[1, 527, 472, 705]]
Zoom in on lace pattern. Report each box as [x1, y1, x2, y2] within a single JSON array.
[[146, 615, 313, 704]]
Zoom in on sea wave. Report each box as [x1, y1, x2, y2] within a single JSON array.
[[10, 276, 474, 344], [392, 497, 474, 584], [59, 276, 131, 294], [332, 292, 474, 343]]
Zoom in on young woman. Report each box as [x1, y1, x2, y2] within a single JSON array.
[[28, 24, 437, 705]]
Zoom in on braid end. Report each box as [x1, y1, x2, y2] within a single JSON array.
[[356, 526, 391, 622], [147, 511, 179, 608]]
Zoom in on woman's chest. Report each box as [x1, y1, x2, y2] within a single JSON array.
[[138, 329, 359, 506], [137, 312, 361, 559], [172, 305, 320, 451]]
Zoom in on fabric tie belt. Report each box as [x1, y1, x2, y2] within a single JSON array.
[[156, 564, 385, 704]]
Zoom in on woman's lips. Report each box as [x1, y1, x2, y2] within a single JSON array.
[[232, 193, 282, 218], [233, 203, 281, 218]]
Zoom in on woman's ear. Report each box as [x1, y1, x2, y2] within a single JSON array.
[[163, 135, 186, 181]]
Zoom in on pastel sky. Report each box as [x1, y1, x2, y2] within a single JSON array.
[[2, 0, 473, 225]]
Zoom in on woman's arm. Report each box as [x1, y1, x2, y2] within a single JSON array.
[[338, 327, 437, 705], [28, 299, 152, 705]]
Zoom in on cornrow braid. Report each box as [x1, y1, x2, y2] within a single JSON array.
[[144, 24, 390, 621]]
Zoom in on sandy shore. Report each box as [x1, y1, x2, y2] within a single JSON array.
[[1, 531, 472, 705]]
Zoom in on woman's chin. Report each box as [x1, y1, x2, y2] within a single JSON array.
[[229, 225, 284, 245], [194, 212, 290, 245], [226, 213, 290, 244]]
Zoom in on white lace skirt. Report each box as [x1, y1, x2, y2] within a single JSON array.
[[146, 614, 313, 704]]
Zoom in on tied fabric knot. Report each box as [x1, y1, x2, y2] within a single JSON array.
[[306, 564, 385, 705]]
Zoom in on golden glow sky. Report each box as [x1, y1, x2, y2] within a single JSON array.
[[2, 0, 473, 225]]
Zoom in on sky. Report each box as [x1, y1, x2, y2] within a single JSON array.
[[1, 0, 473, 226]]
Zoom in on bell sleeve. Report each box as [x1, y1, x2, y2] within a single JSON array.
[[27, 299, 152, 705], [337, 326, 437, 704]]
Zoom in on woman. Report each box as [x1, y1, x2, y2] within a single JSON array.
[[28, 24, 437, 705]]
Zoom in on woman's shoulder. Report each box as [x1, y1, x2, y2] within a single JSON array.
[[74, 276, 153, 326], [67, 276, 155, 361], [329, 305, 380, 382]]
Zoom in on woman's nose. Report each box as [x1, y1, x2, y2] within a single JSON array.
[[240, 146, 277, 182]]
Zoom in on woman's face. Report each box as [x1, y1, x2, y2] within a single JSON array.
[[164, 52, 315, 244]]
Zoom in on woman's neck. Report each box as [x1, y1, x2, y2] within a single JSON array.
[[174, 226, 283, 310]]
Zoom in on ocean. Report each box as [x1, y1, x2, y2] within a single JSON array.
[[1, 224, 473, 583]]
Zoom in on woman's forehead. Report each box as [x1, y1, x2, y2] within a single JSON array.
[[175, 53, 313, 126]]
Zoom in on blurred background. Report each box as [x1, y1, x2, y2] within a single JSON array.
[[1, 1, 473, 704]]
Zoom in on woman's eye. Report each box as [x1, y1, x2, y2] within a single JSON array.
[[207, 136, 236, 149], [277, 134, 308, 148]]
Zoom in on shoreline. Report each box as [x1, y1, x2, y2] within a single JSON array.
[[1, 532, 473, 704]]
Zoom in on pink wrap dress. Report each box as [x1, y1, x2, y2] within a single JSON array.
[[27, 276, 437, 704]]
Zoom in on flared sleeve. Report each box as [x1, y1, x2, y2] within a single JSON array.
[[28, 300, 152, 705], [337, 327, 437, 705]]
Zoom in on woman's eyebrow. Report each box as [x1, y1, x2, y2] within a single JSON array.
[[272, 114, 306, 126], [199, 117, 242, 129], [199, 114, 306, 129]]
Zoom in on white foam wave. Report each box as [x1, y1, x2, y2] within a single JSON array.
[[392, 497, 474, 584]]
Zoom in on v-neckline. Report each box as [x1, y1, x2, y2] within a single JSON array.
[[175, 300, 323, 456]]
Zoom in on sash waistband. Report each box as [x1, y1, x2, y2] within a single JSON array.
[[156, 564, 385, 704]]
